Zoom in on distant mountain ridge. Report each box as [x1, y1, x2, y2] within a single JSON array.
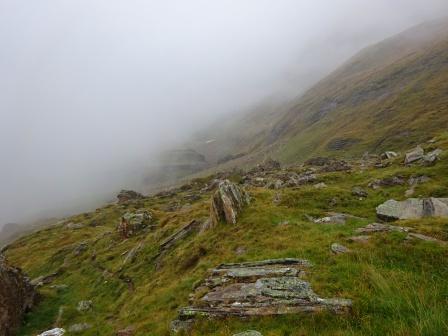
[[189, 18, 448, 172]]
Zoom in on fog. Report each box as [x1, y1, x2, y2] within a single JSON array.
[[1, 0, 447, 228]]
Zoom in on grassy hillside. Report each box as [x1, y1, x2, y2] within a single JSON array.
[[4, 133, 448, 335], [190, 19, 448, 171]]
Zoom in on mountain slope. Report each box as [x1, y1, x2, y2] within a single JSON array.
[[4, 133, 448, 335], [192, 18, 448, 169]]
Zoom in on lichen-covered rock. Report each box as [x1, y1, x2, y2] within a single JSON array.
[[376, 198, 448, 220], [210, 180, 250, 226], [0, 255, 37, 336], [352, 186, 368, 198], [176, 258, 351, 322], [423, 149, 442, 165], [117, 190, 143, 204], [37, 328, 65, 336], [117, 210, 154, 238]]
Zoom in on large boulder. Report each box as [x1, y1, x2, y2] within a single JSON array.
[[376, 198, 448, 221], [0, 255, 37, 336], [210, 180, 250, 226]]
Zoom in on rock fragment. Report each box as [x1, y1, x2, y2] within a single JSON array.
[[233, 331, 263, 336], [77, 300, 93, 312], [68, 323, 92, 333], [117, 190, 143, 204], [331, 243, 350, 254], [356, 223, 409, 234]]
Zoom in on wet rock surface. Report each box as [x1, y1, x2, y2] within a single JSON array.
[[210, 180, 250, 226], [376, 198, 448, 220], [176, 259, 351, 322], [0, 255, 37, 336]]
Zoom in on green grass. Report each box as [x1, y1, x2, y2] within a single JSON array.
[[5, 134, 448, 336]]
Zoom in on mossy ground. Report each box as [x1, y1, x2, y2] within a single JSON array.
[[5, 134, 448, 336]]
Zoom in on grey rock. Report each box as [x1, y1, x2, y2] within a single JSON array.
[[407, 233, 446, 245], [37, 328, 66, 336], [159, 220, 201, 252], [314, 182, 328, 189], [68, 323, 92, 333], [376, 198, 448, 221], [356, 223, 409, 234], [313, 213, 360, 225], [123, 242, 144, 265], [210, 180, 250, 226], [65, 222, 84, 230], [404, 146, 424, 164], [233, 331, 263, 336], [423, 149, 442, 165], [77, 300, 93, 312], [380, 151, 398, 160], [352, 186, 368, 198], [331, 243, 350, 254], [408, 175, 430, 186]]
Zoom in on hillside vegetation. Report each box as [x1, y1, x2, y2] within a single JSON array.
[[4, 133, 448, 336], [191, 19, 448, 170]]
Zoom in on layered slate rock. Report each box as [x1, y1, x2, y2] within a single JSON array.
[[0, 255, 37, 336], [176, 259, 351, 322], [376, 198, 448, 221], [210, 180, 250, 226]]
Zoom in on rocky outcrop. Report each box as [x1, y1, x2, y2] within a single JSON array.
[[356, 223, 410, 234], [376, 198, 448, 221], [305, 157, 351, 172], [117, 210, 155, 238], [210, 180, 250, 226], [176, 259, 351, 322], [0, 255, 37, 336], [116, 190, 143, 204]]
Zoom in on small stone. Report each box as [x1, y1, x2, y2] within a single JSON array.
[[77, 300, 93, 312], [352, 186, 368, 198], [406, 233, 446, 245], [233, 331, 263, 336], [356, 223, 409, 234], [65, 222, 84, 230], [314, 182, 328, 189], [170, 319, 194, 333], [347, 235, 370, 243], [68, 323, 92, 333], [235, 246, 246, 255], [331, 243, 350, 254], [116, 326, 135, 336]]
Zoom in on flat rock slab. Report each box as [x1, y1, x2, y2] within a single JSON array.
[[176, 259, 351, 322], [376, 198, 448, 221]]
